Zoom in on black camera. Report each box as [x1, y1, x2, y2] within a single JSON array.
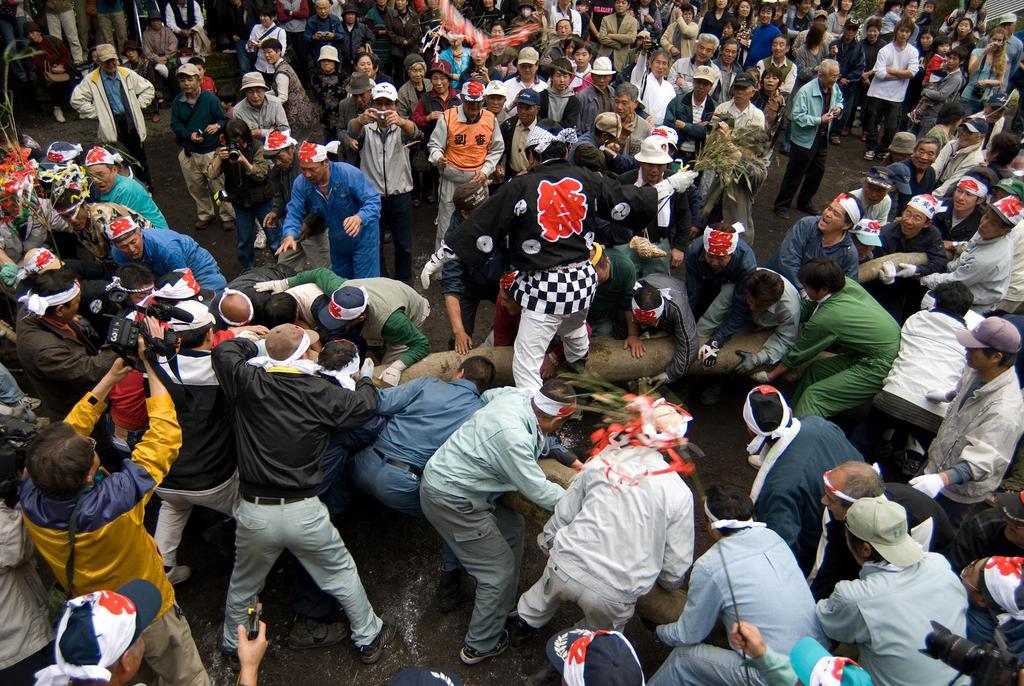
[[227, 143, 241, 162], [105, 290, 194, 366], [924, 621, 1020, 686], [0, 413, 38, 508]]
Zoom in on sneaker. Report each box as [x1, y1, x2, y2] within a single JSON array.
[[164, 565, 191, 585], [287, 615, 347, 650], [254, 226, 267, 249], [20, 396, 41, 411], [435, 569, 464, 613], [507, 616, 539, 647], [460, 630, 509, 665], [863, 150, 875, 160], [829, 135, 841, 145], [358, 623, 396, 664], [194, 218, 215, 231], [747, 452, 764, 468], [53, 106, 65, 123]]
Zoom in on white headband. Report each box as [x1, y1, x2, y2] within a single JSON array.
[[835, 193, 862, 225], [328, 286, 369, 321], [532, 390, 576, 417], [703, 499, 766, 531], [742, 386, 792, 455], [319, 355, 361, 391], [19, 281, 80, 317], [218, 288, 254, 326], [702, 222, 746, 256]]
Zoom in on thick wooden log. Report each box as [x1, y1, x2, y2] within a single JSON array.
[[858, 252, 927, 282], [500, 459, 687, 625]]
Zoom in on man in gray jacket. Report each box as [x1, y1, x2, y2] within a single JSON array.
[[913, 316, 1024, 527], [625, 274, 698, 384], [262, 130, 330, 271]]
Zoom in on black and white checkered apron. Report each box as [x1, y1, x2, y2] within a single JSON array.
[[509, 260, 598, 316]]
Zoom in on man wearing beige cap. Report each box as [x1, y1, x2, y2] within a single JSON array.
[[576, 55, 616, 133], [71, 43, 155, 186], [817, 496, 966, 686], [233, 71, 290, 142], [171, 62, 235, 231], [502, 46, 547, 111], [913, 316, 1024, 527], [212, 324, 395, 664]]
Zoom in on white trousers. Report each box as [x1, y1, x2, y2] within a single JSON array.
[[46, 9, 83, 62], [512, 307, 589, 391], [517, 562, 635, 631], [154, 473, 239, 567]]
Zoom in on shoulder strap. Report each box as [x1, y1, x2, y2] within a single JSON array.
[[65, 495, 87, 598]]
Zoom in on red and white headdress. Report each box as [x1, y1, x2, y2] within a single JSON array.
[[298, 140, 341, 163], [984, 556, 1024, 625], [908, 193, 946, 219], [834, 192, 862, 224], [85, 146, 116, 167], [104, 216, 140, 241], [264, 129, 297, 153], [702, 222, 746, 257], [957, 176, 989, 198]]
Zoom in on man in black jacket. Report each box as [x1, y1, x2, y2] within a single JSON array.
[[152, 300, 239, 586], [811, 460, 955, 599], [212, 324, 394, 664], [262, 130, 331, 271]]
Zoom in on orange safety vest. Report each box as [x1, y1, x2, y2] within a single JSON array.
[[443, 108, 496, 172]]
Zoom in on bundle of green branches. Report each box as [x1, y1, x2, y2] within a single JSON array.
[[693, 123, 767, 187]]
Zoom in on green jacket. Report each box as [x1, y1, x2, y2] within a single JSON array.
[[587, 249, 637, 325], [781, 278, 900, 369]]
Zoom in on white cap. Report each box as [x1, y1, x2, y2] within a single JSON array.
[[168, 300, 216, 332], [484, 80, 507, 98], [634, 135, 673, 164], [591, 56, 616, 75], [371, 82, 398, 101]]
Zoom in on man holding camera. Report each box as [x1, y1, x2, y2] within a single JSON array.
[[171, 62, 235, 232], [350, 82, 421, 284], [19, 328, 212, 686]]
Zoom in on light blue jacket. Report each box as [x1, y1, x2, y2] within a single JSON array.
[[423, 387, 565, 510], [788, 77, 844, 150], [283, 161, 382, 278], [99, 175, 168, 228], [656, 526, 825, 655], [816, 553, 967, 686]]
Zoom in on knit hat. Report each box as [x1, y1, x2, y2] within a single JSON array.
[[404, 53, 426, 72], [23, 21, 42, 34]]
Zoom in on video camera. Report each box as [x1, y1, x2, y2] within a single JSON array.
[[0, 413, 39, 508], [924, 621, 1020, 686], [105, 287, 195, 365]]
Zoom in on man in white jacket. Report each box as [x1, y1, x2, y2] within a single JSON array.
[[850, 281, 980, 478], [70, 44, 155, 186], [921, 195, 1020, 312], [932, 116, 987, 196], [512, 403, 695, 637]]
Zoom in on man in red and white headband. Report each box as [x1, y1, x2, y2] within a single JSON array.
[[765, 192, 862, 288], [934, 175, 988, 247], [686, 222, 757, 376], [922, 194, 1020, 311], [626, 273, 699, 385], [873, 193, 948, 319], [421, 377, 576, 664], [85, 146, 169, 229], [277, 139, 383, 279]]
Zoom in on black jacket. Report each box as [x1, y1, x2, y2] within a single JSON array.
[[874, 221, 948, 277], [933, 206, 983, 244], [811, 482, 955, 600], [448, 158, 660, 272], [950, 506, 1024, 570], [616, 168, 691, 249], [212, 338, 379, 497], [153, 348, 236, 491]]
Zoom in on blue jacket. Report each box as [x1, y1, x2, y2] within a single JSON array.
[[744, 23, 782, 69], [305, 13, 344, 51], [831, 37, 865, 83], [283, 161, 382, 278], [664, 92, 719, 153], [685, 238, 756, 345], [112, 228, 227, 291], [967, 605, 1024, 661], [788, 77, 844, 150], [370, 377, 483, 468], [765, 215, 860, 288], [755, 416, 863, 574]]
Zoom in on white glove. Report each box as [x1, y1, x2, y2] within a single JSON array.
[[909, 473, 945, 499], [650, 372, 669, 384], [698, 340, 721, 367], [378, 360, 407, 387], [360, 358, 375, 379], [750, 370, 770, 383], [254, 278, 289, 293], [896, 263, 918, 278], [878, 261, 896, 285], [925, 388, 956, 403], [419, 243, 454, 289], [667, 168, 698, 193]]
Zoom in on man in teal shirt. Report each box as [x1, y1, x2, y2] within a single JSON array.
[[85, 146, 168, 228], [420, 379, 573, 665]]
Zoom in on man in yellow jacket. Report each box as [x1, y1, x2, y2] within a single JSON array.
[[19, 318, 210, 686]]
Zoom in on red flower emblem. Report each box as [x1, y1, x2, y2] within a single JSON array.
[[464, 80, 484, 98], [985, 556, 1024, 579], [959, 178, 980, 193], [178, 268, 200, 294], [328, 297, 344, 320], [34, 250, 54, 270], [705, 229, 735, 256], [537, 178, 588, 242], [85, 146, 112, 166], [633, 307, 659, 325], [96, 590, 137, 616], [298, 141, 322, 164], [107, 217, 137, 239], [997, 196, 1024, 221]]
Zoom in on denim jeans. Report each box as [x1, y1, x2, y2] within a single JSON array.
[[234, 199, 275, 269], [0, 16, 27, 79], [222, 497, 383, 650], [0, 362, 24, 405], [380, 191, 413, 283], [235, 38, 253, 74]]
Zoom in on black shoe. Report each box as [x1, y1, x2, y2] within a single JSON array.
[[359, 622, 395, 664], [773, 206, 790, 219], [287, 615, 347, 650], [219, 646, 240, 671], [507, 616, 539, 647], [426, 193, 437, 204], [436, 569, 464, 613], [460, 630, 509, 665], [797, 204, 817, 215]]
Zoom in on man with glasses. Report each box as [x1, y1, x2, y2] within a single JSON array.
[[958, 555, 1024, 660]]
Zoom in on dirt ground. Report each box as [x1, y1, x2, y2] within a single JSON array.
[[13, 97, 873, 685]]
